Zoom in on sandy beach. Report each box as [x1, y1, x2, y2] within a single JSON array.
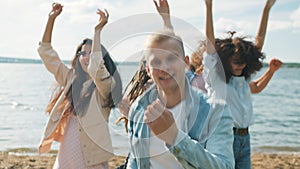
[[1, 151, 299, 169]]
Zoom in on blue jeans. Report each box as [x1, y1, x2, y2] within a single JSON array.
[[233, 133, 251, 169]]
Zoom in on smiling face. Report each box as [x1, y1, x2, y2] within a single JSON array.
[[230, 55, 246, 76], [146, 38, 187, 94], [78, 44, 92, 73]]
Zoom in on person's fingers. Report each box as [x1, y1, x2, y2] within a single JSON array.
[[144, 102, 162, 123], [153, 100, 165, 115], [153, 0, 159, 8], [144, 109, 156, 123], [275, 59, 282, 67], [152, 105, 163, 118], [97, 9, 105, 16], [97, 9, 108, 23], [163, 0, 169, 7], [104, 9, 109, 19]]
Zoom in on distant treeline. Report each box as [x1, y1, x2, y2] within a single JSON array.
[[0, 57, 43, 64], [0, 56, 299, 68], [0, 56, 139, 66], [262, 62, 300, 68]]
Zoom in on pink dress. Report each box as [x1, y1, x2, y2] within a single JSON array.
[[192, 74, 207, 93], [53, 114, 108, 169]]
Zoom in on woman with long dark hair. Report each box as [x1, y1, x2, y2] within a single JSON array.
[[38, 3, 122, 168]]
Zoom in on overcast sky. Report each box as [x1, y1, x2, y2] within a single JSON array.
[[0, 0, 299, 63]]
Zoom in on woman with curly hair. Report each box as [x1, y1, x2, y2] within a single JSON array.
[[204, 0, 282, 168]]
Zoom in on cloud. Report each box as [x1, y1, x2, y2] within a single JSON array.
[[55, 0, 114, 24], [0, 0, 299, 63], [210, 2, 299, 33], [262, 4, 300, 32], [291, 5, 300, 29], [0, 0, 51, 58], [269, 21, 292, 31], [214, 18, 255, 37]]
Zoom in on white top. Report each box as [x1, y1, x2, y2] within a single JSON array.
[[203, 52, 254, 128], [202, 52, 227, 104], [149, 100, 185, 169], [227, 76, 254, 128]]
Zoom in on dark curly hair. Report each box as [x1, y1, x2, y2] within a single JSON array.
[[215, 35, 265, 83]]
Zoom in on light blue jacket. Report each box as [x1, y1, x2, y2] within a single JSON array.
[[127, 80, 234, 169]]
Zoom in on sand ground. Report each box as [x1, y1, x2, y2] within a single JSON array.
[[1, 152, 300, 169]]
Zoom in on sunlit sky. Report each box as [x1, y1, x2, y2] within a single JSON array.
[[0, 0, 299, 63]]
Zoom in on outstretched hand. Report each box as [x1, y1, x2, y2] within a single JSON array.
[[269, 58, 282, 73], [95, 8, 109, 31], [266, 0, 276, 9], [153, 0, 170, 16], [49, 3, 63, 19]]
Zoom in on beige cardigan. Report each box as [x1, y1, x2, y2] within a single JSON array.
[[38, 42, 115, 166]]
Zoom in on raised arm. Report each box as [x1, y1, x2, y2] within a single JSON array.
[[88, 9, 116, 99], [203, 0, 227, 101], [205, 0, 216, 54], [92, 9, 109, 52], [42, 3, 63, 43], [153, 0, 173, 30], [255, 0, 276, 51], [250, 58, 282, 93], [38, 3, 72, 86]]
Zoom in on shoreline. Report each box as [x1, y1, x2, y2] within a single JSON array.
[[3, 145, 300, 156], [1, 151, 299, 169]]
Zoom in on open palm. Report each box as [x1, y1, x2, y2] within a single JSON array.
[[95, 9, 109, 31]]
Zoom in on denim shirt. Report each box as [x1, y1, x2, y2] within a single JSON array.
[[186, 70, 196, 83], [127, 80, 234, 169]]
